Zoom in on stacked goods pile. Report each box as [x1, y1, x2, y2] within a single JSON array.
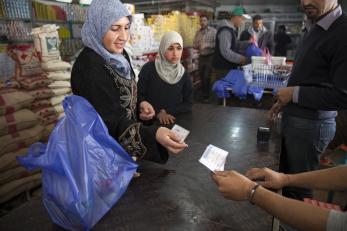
[[147, 11, 200, 47], [129, 13, 156, 55], [31, 24, 72, 141], [1, 0, 31, 19], [32, 0, 87, 22], [0, 84, 43, 204], [10, 43, 54, 141], [32, 0, 67, 21]]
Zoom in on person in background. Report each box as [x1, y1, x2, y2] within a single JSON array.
[[193, 15, 217, 103], [71, 0, 187, 164], [211, 7, 251, 84], [240, 14, 274, 53], [274, 25, 292, 57], [212, 166, 347, 231], [137, 31, 193, 125], [270, 0, 347, 200]]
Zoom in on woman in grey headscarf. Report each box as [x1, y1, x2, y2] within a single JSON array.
[[71, 0, 187, 163], [138, 31, 193, 125]]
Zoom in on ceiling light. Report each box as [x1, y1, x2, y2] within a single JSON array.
[[80, 0, 93, 5], [56, 0, 72, 3]]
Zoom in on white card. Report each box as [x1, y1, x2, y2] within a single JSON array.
[[171, 124, 190, 143], [199, 144, 229, 173]]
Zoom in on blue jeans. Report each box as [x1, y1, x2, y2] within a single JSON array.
[[280, 114, 336, 200]]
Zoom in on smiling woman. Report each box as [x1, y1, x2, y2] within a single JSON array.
[[102, 17, 131, 55], [70, 0, 188, 164]]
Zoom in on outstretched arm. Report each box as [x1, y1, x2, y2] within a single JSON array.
[[212, 166, 347, 231], [246, 166, 347, 192]]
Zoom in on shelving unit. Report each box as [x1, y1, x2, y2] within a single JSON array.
[[0, 0, 86, 60]]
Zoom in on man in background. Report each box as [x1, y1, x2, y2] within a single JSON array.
[[193, 15, 216, 103], [211, 7, 250, 84], [274, 25, 292, 56], [240, 14, 274, 53]]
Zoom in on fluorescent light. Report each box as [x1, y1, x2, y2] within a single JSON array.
[[80, 0, 92, 4], [56, 0, 72, 3]]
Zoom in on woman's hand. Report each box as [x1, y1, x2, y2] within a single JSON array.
[[157, 109, 176, 125], [139, 101, 155, 121], [245, 167, 289, 189], [212, 170, 257, 201], [156, 127, 187, 153]]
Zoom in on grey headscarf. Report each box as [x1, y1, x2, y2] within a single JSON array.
[[155, 31, 185, 84], [82, 0, 132, 79]]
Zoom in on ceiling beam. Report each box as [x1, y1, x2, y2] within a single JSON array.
[[190, 0, 218, 7]]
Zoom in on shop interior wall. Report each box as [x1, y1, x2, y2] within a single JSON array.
[[215, 4, 299, 14]]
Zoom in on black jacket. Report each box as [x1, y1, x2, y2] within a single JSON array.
[[137, 61, 193, 116], [71, 47, 168, 163]]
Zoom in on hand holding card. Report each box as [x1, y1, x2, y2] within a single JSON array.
[[171, 124, 190, 143], [199, 145, 229, 173]]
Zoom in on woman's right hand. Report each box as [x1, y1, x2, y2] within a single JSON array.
[[156, 127, 188, 154], [157, 109, 176, 125]]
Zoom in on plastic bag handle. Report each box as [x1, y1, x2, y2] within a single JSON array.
[[263, 47, 272, 65]]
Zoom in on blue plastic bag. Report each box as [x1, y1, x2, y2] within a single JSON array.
[[245, 43, 263, 57], [18, 95, 138, 231]]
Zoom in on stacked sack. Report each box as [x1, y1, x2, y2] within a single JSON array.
[[11, 43, 56, 142], [31, 24, 72, 141], [0, 43, 43, 204], [0, 89, 42, 204]]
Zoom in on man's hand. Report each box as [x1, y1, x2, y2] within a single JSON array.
[[240, 56, 248, 66], [212, 170, 257, 201], [269, 87, 294, 121], [276, 87, 294, 106], [269, 101, 282, 121], [157, 109, 176, 125], [245, 167, 289, 189], [139, 101, 155, 121], [155, 127, 188, 154]]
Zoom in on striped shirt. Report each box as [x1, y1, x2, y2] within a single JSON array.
[[193, 26, 217, 56]]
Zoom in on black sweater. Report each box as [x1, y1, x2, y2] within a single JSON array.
[[137, 61, 193, 116], [284, 13, 347, 119], [71, 47, 168, 163]]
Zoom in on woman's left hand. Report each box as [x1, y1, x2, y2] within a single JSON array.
[[139, 101, 155, 121]]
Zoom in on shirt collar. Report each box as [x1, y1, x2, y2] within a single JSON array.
[[311, 5, 342, 31], [200, 26, 210, 32]]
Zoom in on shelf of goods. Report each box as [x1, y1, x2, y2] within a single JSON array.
[[0, 0, 86, 59]]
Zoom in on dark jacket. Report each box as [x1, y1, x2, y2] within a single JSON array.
[[212, 26, 239, 70], [274, 32, 291, 56], [71, 47, 168, 163], [137, 61, 193, 116]]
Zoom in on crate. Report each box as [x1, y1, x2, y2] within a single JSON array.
[[243, 63, 292, 89]]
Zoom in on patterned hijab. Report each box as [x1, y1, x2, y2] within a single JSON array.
[[155, 31, 185, 84], [81, 0, 132, 79]]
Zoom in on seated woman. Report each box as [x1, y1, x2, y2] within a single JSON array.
[[71, 0, 187, 164], [137, 31, 193, 125]]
